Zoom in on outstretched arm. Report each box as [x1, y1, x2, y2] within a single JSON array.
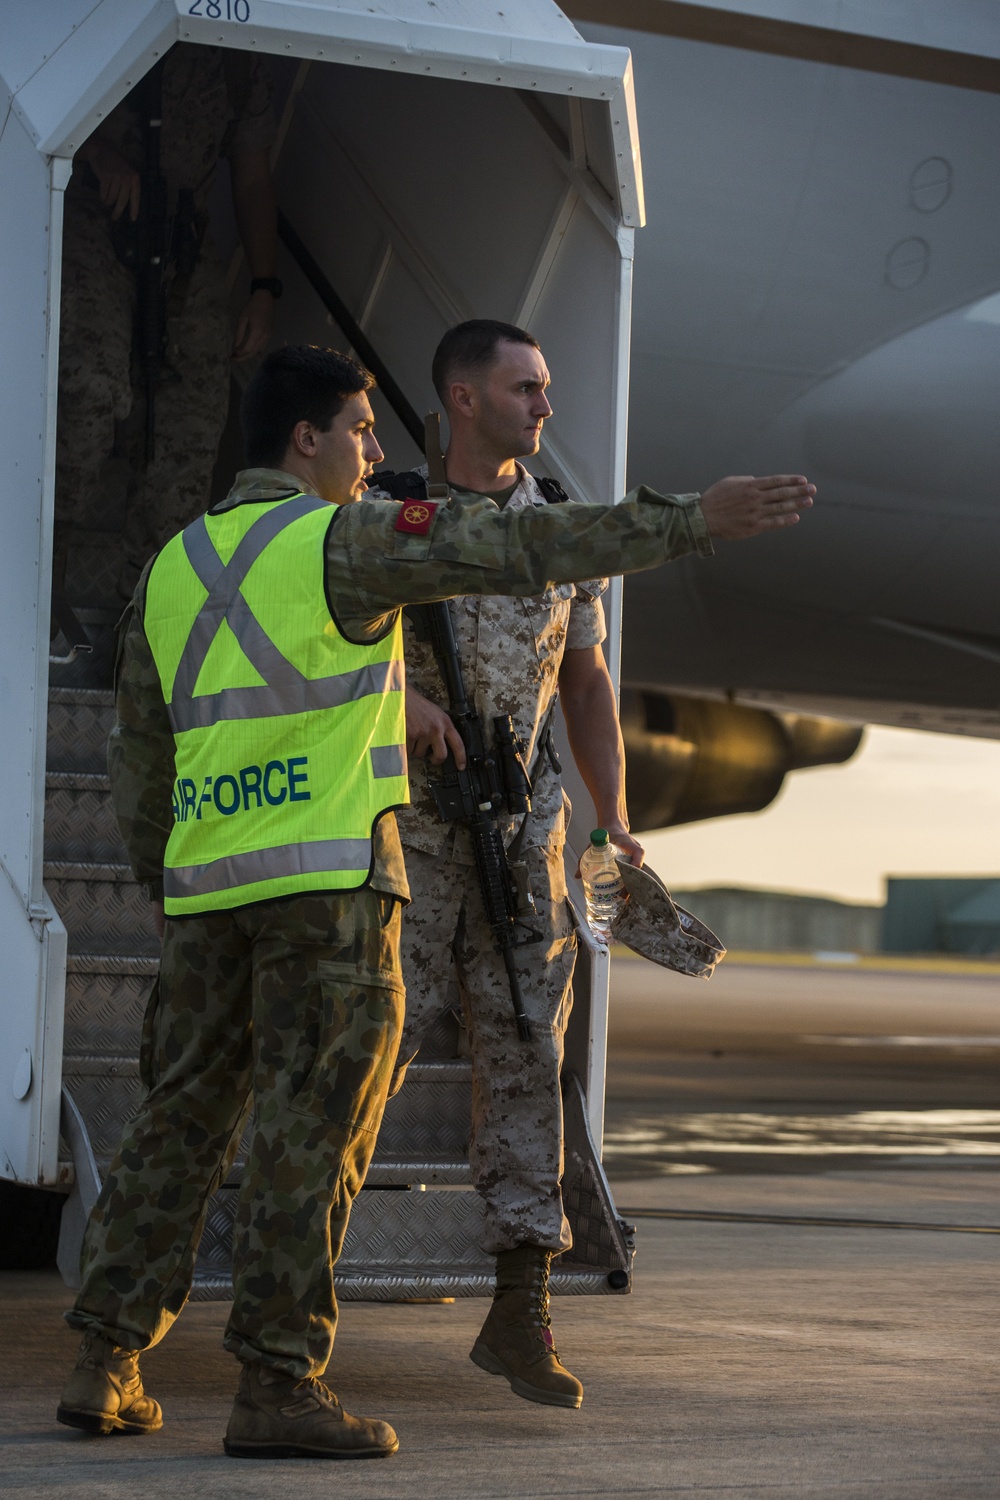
[[558, 645, 644, 867], [230, 148, 278, 361], [331, 475, 815, 630]]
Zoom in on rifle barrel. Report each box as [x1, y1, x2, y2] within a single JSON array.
[[502, 948, 532, 1042]]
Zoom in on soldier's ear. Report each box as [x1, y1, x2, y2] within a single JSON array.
[[290, 419, 317, 457], [447, 381, 477, 422]]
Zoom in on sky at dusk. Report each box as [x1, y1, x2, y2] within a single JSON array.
[[639, 726, 1000, 906]]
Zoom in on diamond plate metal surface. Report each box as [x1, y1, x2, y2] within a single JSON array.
[[371, 1061, 472, 1167], [365, 1161, 471, 1185], [415, 1006, 464, 1060], [341, 1189, 624, 1295], [63, 958, 153, 1059], [62, 1068, 142, 1165], [46, 863, 159, 957], [47, 689, 115, 773], [194, 1189, 238, 1288], [45, 778, 126, 863], [65, 530, 128, 604], [563, 1155, 627, 1272], [190, 1170, 629, 1302]]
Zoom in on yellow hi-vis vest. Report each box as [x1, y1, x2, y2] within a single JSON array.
[[143, 493, 408, 916]]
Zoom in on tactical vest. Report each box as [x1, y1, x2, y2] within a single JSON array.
[[144, 493, 408, 916]]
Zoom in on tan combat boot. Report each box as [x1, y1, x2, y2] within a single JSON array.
[[223, 1362, 399, 1460], [56, 1329, 163, 1435], [470, 1244, 583, 1409]]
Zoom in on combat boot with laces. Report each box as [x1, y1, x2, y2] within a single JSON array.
[[470, 1244, 583, 1408], [224, 1361, 399, 1459], [56, 1329, 163, 1435]]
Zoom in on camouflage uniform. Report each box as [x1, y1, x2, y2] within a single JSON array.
[[69, 891, 403, 1376], [56, 45, 275, 589], [68, 468, 710, 1378], [378, 465, 607, 1253]]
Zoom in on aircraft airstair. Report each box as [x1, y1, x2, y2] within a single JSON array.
[[1, 2, 643, 1301], [48, 683, 633, 1300]]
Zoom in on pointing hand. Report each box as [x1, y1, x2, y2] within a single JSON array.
[[699, 474, 815, 541]]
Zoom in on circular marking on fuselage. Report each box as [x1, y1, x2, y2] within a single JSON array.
[[885, 237, 930, 290], [909, 157, 952, 213]]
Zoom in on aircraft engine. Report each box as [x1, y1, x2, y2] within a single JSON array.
[[619, 690, 864, 832]]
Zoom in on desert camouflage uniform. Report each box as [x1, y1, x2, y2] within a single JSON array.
[[67, 468, 710, 1378], [56, 45, 275, 590], [374, 465, 608, 1253]]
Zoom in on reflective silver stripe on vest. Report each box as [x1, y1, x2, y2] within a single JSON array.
[[169, 658, 405, 734], [164, 837, 373, 901], [169, 497, 329, 730], [369, 743, 407, 779]]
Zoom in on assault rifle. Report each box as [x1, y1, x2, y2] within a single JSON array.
[[411, 413, 542, 1041]]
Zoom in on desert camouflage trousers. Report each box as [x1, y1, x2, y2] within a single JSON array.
[[396, 842, 577, 1255], [67, 889, 404, 1380]]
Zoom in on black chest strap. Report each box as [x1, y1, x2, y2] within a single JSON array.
[[371, 470, 571, 505]]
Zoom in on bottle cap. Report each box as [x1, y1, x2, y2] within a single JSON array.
[[589, 829, 609, 847]]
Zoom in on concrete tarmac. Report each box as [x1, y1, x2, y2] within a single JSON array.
[[608, 954, 1000, 1062], [2, 959, 998, 1497], [2, 1167, 998, 1499]]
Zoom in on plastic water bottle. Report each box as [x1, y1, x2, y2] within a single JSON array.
[[580, 829, 626, 944]]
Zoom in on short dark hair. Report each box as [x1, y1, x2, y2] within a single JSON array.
[[241, 346, 376, 467], [431, 319, 540, 402]]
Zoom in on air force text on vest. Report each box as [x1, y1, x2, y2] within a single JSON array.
[[172, 757, 311, 821]]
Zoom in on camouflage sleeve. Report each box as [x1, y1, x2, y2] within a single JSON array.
[[107, 577, 176, 902], [565, 591, 607, 651], [328, 486, 711, 627]]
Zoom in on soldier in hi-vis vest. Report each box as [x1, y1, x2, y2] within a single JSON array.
[[56, 344, 814, 1460]]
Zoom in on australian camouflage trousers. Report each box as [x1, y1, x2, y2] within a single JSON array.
[[66, 889, 403, 1379]]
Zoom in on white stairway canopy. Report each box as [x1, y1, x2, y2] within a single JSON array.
[[0, 0, 642, 1183]]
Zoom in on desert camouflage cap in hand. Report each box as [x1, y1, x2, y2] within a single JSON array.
[[610, 858, 725, 979]]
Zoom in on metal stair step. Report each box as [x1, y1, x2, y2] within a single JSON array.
[[45, 775, 125, 863], [189, 1153, 631, 1303], [64, 528, 127, 606], [63, 955, 155, 1058], [47, 688, 115, 774], [62, 1062, 142, 1163], [46, 771, 110, 790], [371, 1059, 472, 1167], [364, 1160, 471, 1185], [45, 861, 158, 957]]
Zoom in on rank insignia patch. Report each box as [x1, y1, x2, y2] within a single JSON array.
[[394, 499, 439, 535]]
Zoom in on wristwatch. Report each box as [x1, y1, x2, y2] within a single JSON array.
[[250, 277, 283, 298]]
